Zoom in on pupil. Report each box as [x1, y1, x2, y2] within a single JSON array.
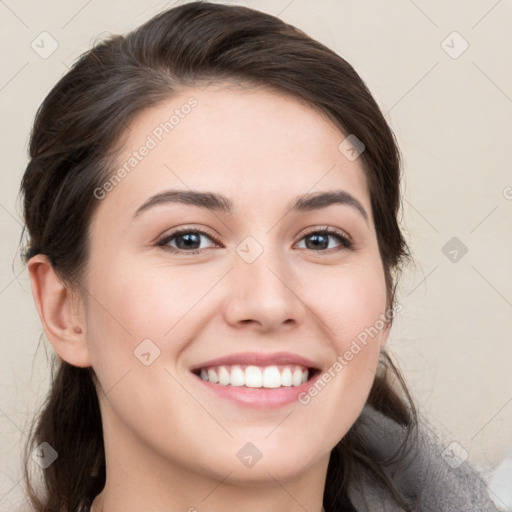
[[307, 233, 327, 250], [177, 233, 200, 250]]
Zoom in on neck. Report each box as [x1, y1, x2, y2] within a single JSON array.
[[92, 476, 328, 512], [93, 411, 330, 512], [92, 496, 327, 512]]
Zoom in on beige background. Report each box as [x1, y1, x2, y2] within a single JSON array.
[[1, 0, 511, 509]]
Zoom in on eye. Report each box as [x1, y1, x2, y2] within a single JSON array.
[[157, 228, 219, 254], [296, 227, 353, 252], [157, 226, 354, 255]]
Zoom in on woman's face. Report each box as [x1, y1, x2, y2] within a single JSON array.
[[82, 83, 391, 486]]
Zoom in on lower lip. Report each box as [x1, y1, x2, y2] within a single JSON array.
[[191, 372, 320, 409]]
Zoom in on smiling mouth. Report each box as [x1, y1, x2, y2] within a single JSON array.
[[192, 364, 320, 389]]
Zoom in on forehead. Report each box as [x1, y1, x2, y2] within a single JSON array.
[[95, 83, 371, 222]]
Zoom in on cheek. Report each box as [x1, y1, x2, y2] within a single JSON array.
[[83, 259, 223, 386], [301, 255, 388, 350], [295, 255, 387, 416], [86, 258, 213, 340]]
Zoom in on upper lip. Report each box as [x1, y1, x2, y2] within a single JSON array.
[[189, 351, 321, 372]]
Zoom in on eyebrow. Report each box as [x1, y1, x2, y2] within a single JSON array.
[[133, 189, 369, 223]]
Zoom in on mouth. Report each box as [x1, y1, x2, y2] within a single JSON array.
[[189, 352, 323, 408], [191, 364, 321, 389]]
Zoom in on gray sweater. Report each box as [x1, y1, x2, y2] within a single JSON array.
[[345, 404, 500, 511]]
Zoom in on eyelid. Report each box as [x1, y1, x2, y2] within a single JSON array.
[[299, 225, 352, 243], [156, 224, 354, 253], [156, 225, 221, 250]]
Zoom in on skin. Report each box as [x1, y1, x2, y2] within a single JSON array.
[[29, 83, 392, 512]]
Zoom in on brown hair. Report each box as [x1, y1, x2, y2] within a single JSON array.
[[20, 2, 418, 511]]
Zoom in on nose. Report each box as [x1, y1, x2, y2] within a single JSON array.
[[222, 242, 306, 333]]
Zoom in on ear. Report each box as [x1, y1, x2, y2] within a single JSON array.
[[28, 254, 91, 367]]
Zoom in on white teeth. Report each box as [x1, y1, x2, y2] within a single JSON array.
[[262, 366, 281, 388], [197, 364, 310, 388], [245, 365, 263, 388], [218, 365, 230, 385], [292, 368, 303, 386], [230, 365, 245, 386], [207, 368, 219, 383], [281, 367, 293, 387]]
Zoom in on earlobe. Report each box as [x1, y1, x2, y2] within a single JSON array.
[[27, 255, 92, 368]]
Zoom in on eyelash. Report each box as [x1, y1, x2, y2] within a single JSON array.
[[156, 226, 354, 255]]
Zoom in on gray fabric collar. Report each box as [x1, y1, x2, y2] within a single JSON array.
[[346, 404, 499, 511]]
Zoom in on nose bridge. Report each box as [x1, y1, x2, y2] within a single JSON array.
[[222, 233, 304, 330]]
